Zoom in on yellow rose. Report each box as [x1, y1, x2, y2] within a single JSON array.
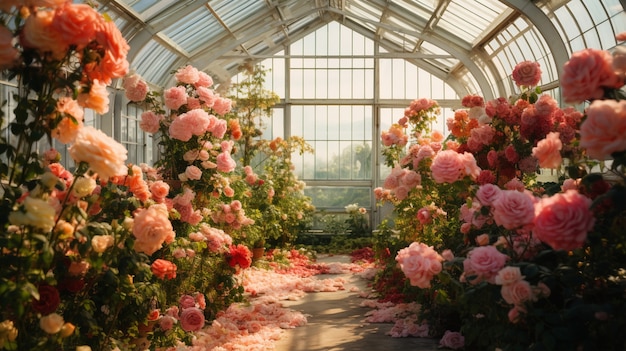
[[8, 197, 56, 232]]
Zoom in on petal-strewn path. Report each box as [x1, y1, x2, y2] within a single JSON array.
[[273, 255, 439, 351]]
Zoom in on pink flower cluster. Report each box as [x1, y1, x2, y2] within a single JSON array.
[[210, 200, 255, 230], [395, 242, 443, 288], [402, 98, 439, 124], [494, 266, 550, 323], [150, 292, 207, 334], [193, 223, 233, 253], [382, 167, 421, 200]]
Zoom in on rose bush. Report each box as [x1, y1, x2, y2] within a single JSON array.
[[372, 34, 626, 350]]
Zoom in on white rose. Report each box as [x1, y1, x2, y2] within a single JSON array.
[[72, 176, 96, 198], [9, 197, 56, 232]]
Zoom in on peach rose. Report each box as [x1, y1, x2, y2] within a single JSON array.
[[561, 48, 622, 104], [580, 99, 626, 160], [532, 132, 563, 169], [92, 20, 130, 83], [69, 126, 128, 180], [40, 313, 65, 334], [52, 97, 84, 144], [132, 204, 175, 255], [123, 73, 149, 102], [533, 190, 594, 251], [91, 235, 114, 253], [21, 9, 66, 60], [512, 61, 542, 87], [185, 165, 202, 181], [151, 259, 177, 280], [500, 279, 534, 305], [77, 80, 109, 114], [495, 266, 524, 286]]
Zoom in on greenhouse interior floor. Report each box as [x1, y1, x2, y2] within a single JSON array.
[[273, 255, 440, 351]]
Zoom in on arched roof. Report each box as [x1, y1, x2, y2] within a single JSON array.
[[98, 0, 625, 99]]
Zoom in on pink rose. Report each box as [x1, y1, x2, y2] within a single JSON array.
[[179, 307, 205, 332], [179, 294, 196, 309], [476, 184, 502, 206], [441, 249, 454, 261], [195, 71, 214, 88], [123, 74, 149, 102], [533, 190, 595, 251], [395, 242, 443, 288], [164, 86, 188, 110], [439, 330, 464, 350], [431, 150, 463, 183], [175, 65, 199, 85], [532, 132, 563, 169], [463, 246, 508, 284], [492, 190, 535, 230], [140, 111, 163, 134], [208, 119, 227, 138], [68, 126, 128, 180], [159, 316, 176, 331], [212, 96, 232, 115], [197, 86, 216, 107], [149, 180, 170, 202], [500, 279, 534, 305], [508, 305, 525, 323], [580, 99, 626, 160], [512, 61, 542, 87], [216, 152, 236, 173], [561, 48, 622, 104], [495, 266, 523, 286], [185, 165, 202, 180]]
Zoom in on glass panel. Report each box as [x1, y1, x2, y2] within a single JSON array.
[[304, 186, 372, 208]]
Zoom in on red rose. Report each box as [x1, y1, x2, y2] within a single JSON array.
[[227, 244, 252, 269], [32, 284, 61, 314]]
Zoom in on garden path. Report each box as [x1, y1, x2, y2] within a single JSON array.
[[273, 255, 440, 351]]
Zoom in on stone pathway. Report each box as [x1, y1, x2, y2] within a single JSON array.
[[273, 255, 440, 351]]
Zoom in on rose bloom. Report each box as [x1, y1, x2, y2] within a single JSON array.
[[132, 204, 175, 255], [51, 3, 101, 50], [533, 190, 595, 251], [175, 65, 200, 84], [532, 132, 563, 169], [500, 279, 535, 305], [580, 99, 626, 160], [151, 259, 177, 280], [40, 313, 65, 334], [463, 246, 508, 284], [8, 196, 56, 232], [139, 111, 163, 134], [91, 235, 114, 253], [69, 126, 128, 180], [439, 330, 465, 350], [212, 96, 232, 115], [491, 190, 536, 230], [195, 70, 214, 88], [476, 183, 502, 206], [561, 48, 623, 104], [179, 294, 196, 309], [32, 284, 61, 315], [185, 165, 202, 180], [77, 79, 110, 114], [159, 315, 176, 331], [495, 266, 524, 286], [91, 20, 130, 84], [164, 85, 188, 110], [216, 152, 236, 173], [179, 307, 205, 332], [51, 97, 84, 144], [149, 180, 170, 202], [430, 150, 464, 183], [123, 73, 149, 102], [228, 244, 252, 269], [512, 60, 542, 87], [72, 176, 96, 198], [395, 242, 443, 289], [21, 9, 66, 60]]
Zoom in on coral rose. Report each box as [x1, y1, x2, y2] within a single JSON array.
[[77, 79, 109, 114], [132, 204, 175, 255], [463, 246, 508, 284], [500, 279, 535, 305], [151, 259, 177, 280], [533, 190, 595, 251], [580, 99, 626, 160], [52, 3, 102, 50]]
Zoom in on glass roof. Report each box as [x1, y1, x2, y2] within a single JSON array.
[[97, 0, 625, 98]]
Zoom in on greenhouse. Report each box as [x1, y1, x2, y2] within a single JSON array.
[[0, 0, 625, 350]]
